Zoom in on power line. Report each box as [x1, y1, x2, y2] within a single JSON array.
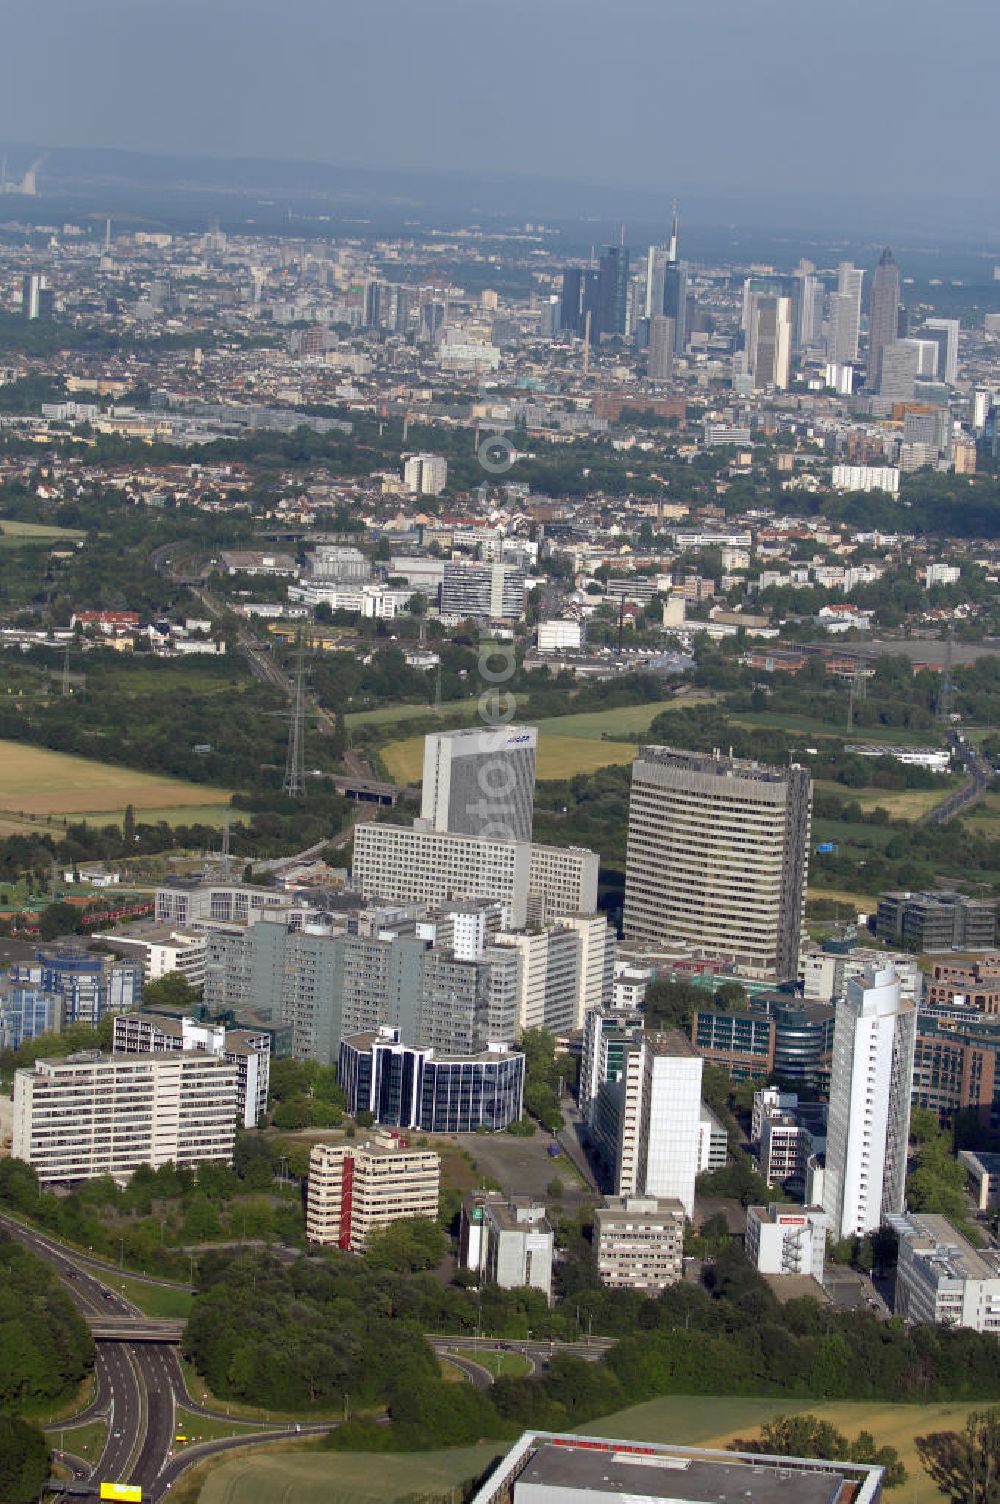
[[282, 641, 307, 798]]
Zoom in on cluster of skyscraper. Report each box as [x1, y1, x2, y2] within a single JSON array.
[[558, 215, 957, 402]]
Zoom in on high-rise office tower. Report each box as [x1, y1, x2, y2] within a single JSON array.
[[746, 294, 793, 390], [596, 246, 629, 337], [644, 246, 666, 323], [924, 318, 960, 386], [828, 263, 863, 362], [394, 284, 414, 334], [647, 315, 675, 381], [363, 280, 383, 328], [869, 247, 901, 390], [623, 747, 812, 979], [822, 966, 915, 1239], [793, 261, 823, 350], [421, 727, 537, 843], [616, 1031, 703, 1217], [878, 340, 920, 403], [21, 272, 51, 321], [560, 267, 601, 338]]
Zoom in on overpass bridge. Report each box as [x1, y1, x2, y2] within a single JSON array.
[[88, 1316, 185, 1343]]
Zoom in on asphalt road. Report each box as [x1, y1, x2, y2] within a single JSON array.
[[1, 1214, 328, 1500]]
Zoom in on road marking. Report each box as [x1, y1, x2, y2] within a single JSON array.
[[119, 1346, 148, 1484]]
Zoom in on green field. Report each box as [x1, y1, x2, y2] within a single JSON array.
[[345, 699, 479, 728], [194, 1392, 981, 1504], [534, 699, 712, 740], [729, 712, 943, 748], [115, 1273, 194, 1320], [198, 1441, 504, 1504], [0, 519, 86, 545], [813, 780, 947, 821], [383, 731, 637, 786], [0, 739, 232, 822], [581, 1394, 984, 1503]]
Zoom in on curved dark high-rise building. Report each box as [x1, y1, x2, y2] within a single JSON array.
[[869, 246, 901, 391]]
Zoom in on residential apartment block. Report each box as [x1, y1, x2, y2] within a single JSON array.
[[593, 1195, 685, 1292], [111, 1012, 270, 1126], [306, 1135, 441, 1252], [13, 1050, 239, 1184]]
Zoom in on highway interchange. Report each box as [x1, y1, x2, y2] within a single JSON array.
[[0, 1215, 328, 1501]]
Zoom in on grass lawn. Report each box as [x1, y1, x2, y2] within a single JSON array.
[[0, 739, 232, 820], [534, 700, 709, 740], [382, 731, 637, 786], [198, 1441, 504, 1504], [114, 1274, 193, 1320], [811, 817, 895, 849], [345, 699, 479, 728], [580, 1394, 984, 1503], [48, 1418, 107, 1462], [447, 1347, 533, 1379], [173, 1407, 272, 1443], [728, 713, 942, 748], [813, 780, 947, 821], [807, 887, 879, 911], [0, 519, 86, 543]]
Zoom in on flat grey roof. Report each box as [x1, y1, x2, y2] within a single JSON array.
[[517, 1445, 847, 1504]]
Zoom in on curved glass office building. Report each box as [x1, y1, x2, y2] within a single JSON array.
[[340, 1028, 524, 1134]]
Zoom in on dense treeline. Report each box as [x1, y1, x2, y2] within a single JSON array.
[[0, 1237, 93, 1408], [186, 1242, 1000, 1454], [0, 1413, 50, 1504], [0, 1147, 305, 1277]]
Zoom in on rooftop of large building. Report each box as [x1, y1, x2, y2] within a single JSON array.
[[469, 1433, 881, 1504], [890, 1212, 1000, 1282], [634, 745, 804, 787]]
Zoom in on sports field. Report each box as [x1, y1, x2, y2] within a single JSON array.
[[0, 740, 232, 822], [382, 731, 637, 786]]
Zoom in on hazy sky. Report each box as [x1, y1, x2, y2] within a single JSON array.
[[0, 0, 995, 205]]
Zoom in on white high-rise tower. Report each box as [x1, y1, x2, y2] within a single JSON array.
[[822, 966, 915, 1239], [420, 726, 537, 843]]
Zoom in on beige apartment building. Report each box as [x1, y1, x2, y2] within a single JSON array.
[[623, 746, 811, 979], [12, 1050, 239, 1183], [306, 1134, 440, 1252], [594, 1195, 685, 1291]]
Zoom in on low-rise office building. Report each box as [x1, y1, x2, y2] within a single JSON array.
[[339, 1028, 524, 1133], [876, 890, 996, 952], [13, 1050, 239, 1183], [460, 1192, 554, 1302], [891, 1212, 1000, 1331], [594, 1195, 685, 1292], [306, 1134, 440, 1252], [745, 1204, 828, 1284]]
